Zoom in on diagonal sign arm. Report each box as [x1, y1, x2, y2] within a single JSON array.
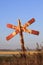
[[23, 28, 39, 35], [6, 30, 19, 40], [23, 18, 35, 28], [7, 24, 17, 30]]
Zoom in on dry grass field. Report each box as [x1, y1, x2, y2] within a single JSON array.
[[0, 50, 43, 65]]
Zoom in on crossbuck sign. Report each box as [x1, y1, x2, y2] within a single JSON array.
[[6, 18, 39, 40]]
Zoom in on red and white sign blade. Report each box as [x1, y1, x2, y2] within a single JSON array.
[[7, 24, 17, 29], [31, 30, 39, 35], [6, 30, 19, 40], [23, 29, 39, 35], [23, 18, 35, 28]]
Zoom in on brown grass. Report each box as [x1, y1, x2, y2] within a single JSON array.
[[0, 51, 43, 65]]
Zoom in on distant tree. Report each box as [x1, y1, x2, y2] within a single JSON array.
[[40, 44, 43, 50], [36, 43, 40, 51], [26, 46, 29, 50]]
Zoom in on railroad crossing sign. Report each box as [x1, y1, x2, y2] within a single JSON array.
[[6, 18, 39, 51]]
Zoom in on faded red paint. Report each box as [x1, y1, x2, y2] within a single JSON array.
[[32, 30, 39, 35], [7, 24, 16, 29], [6, 34, 14, 40]]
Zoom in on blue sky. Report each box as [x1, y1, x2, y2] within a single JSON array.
[[0, 0, 43, 49]]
